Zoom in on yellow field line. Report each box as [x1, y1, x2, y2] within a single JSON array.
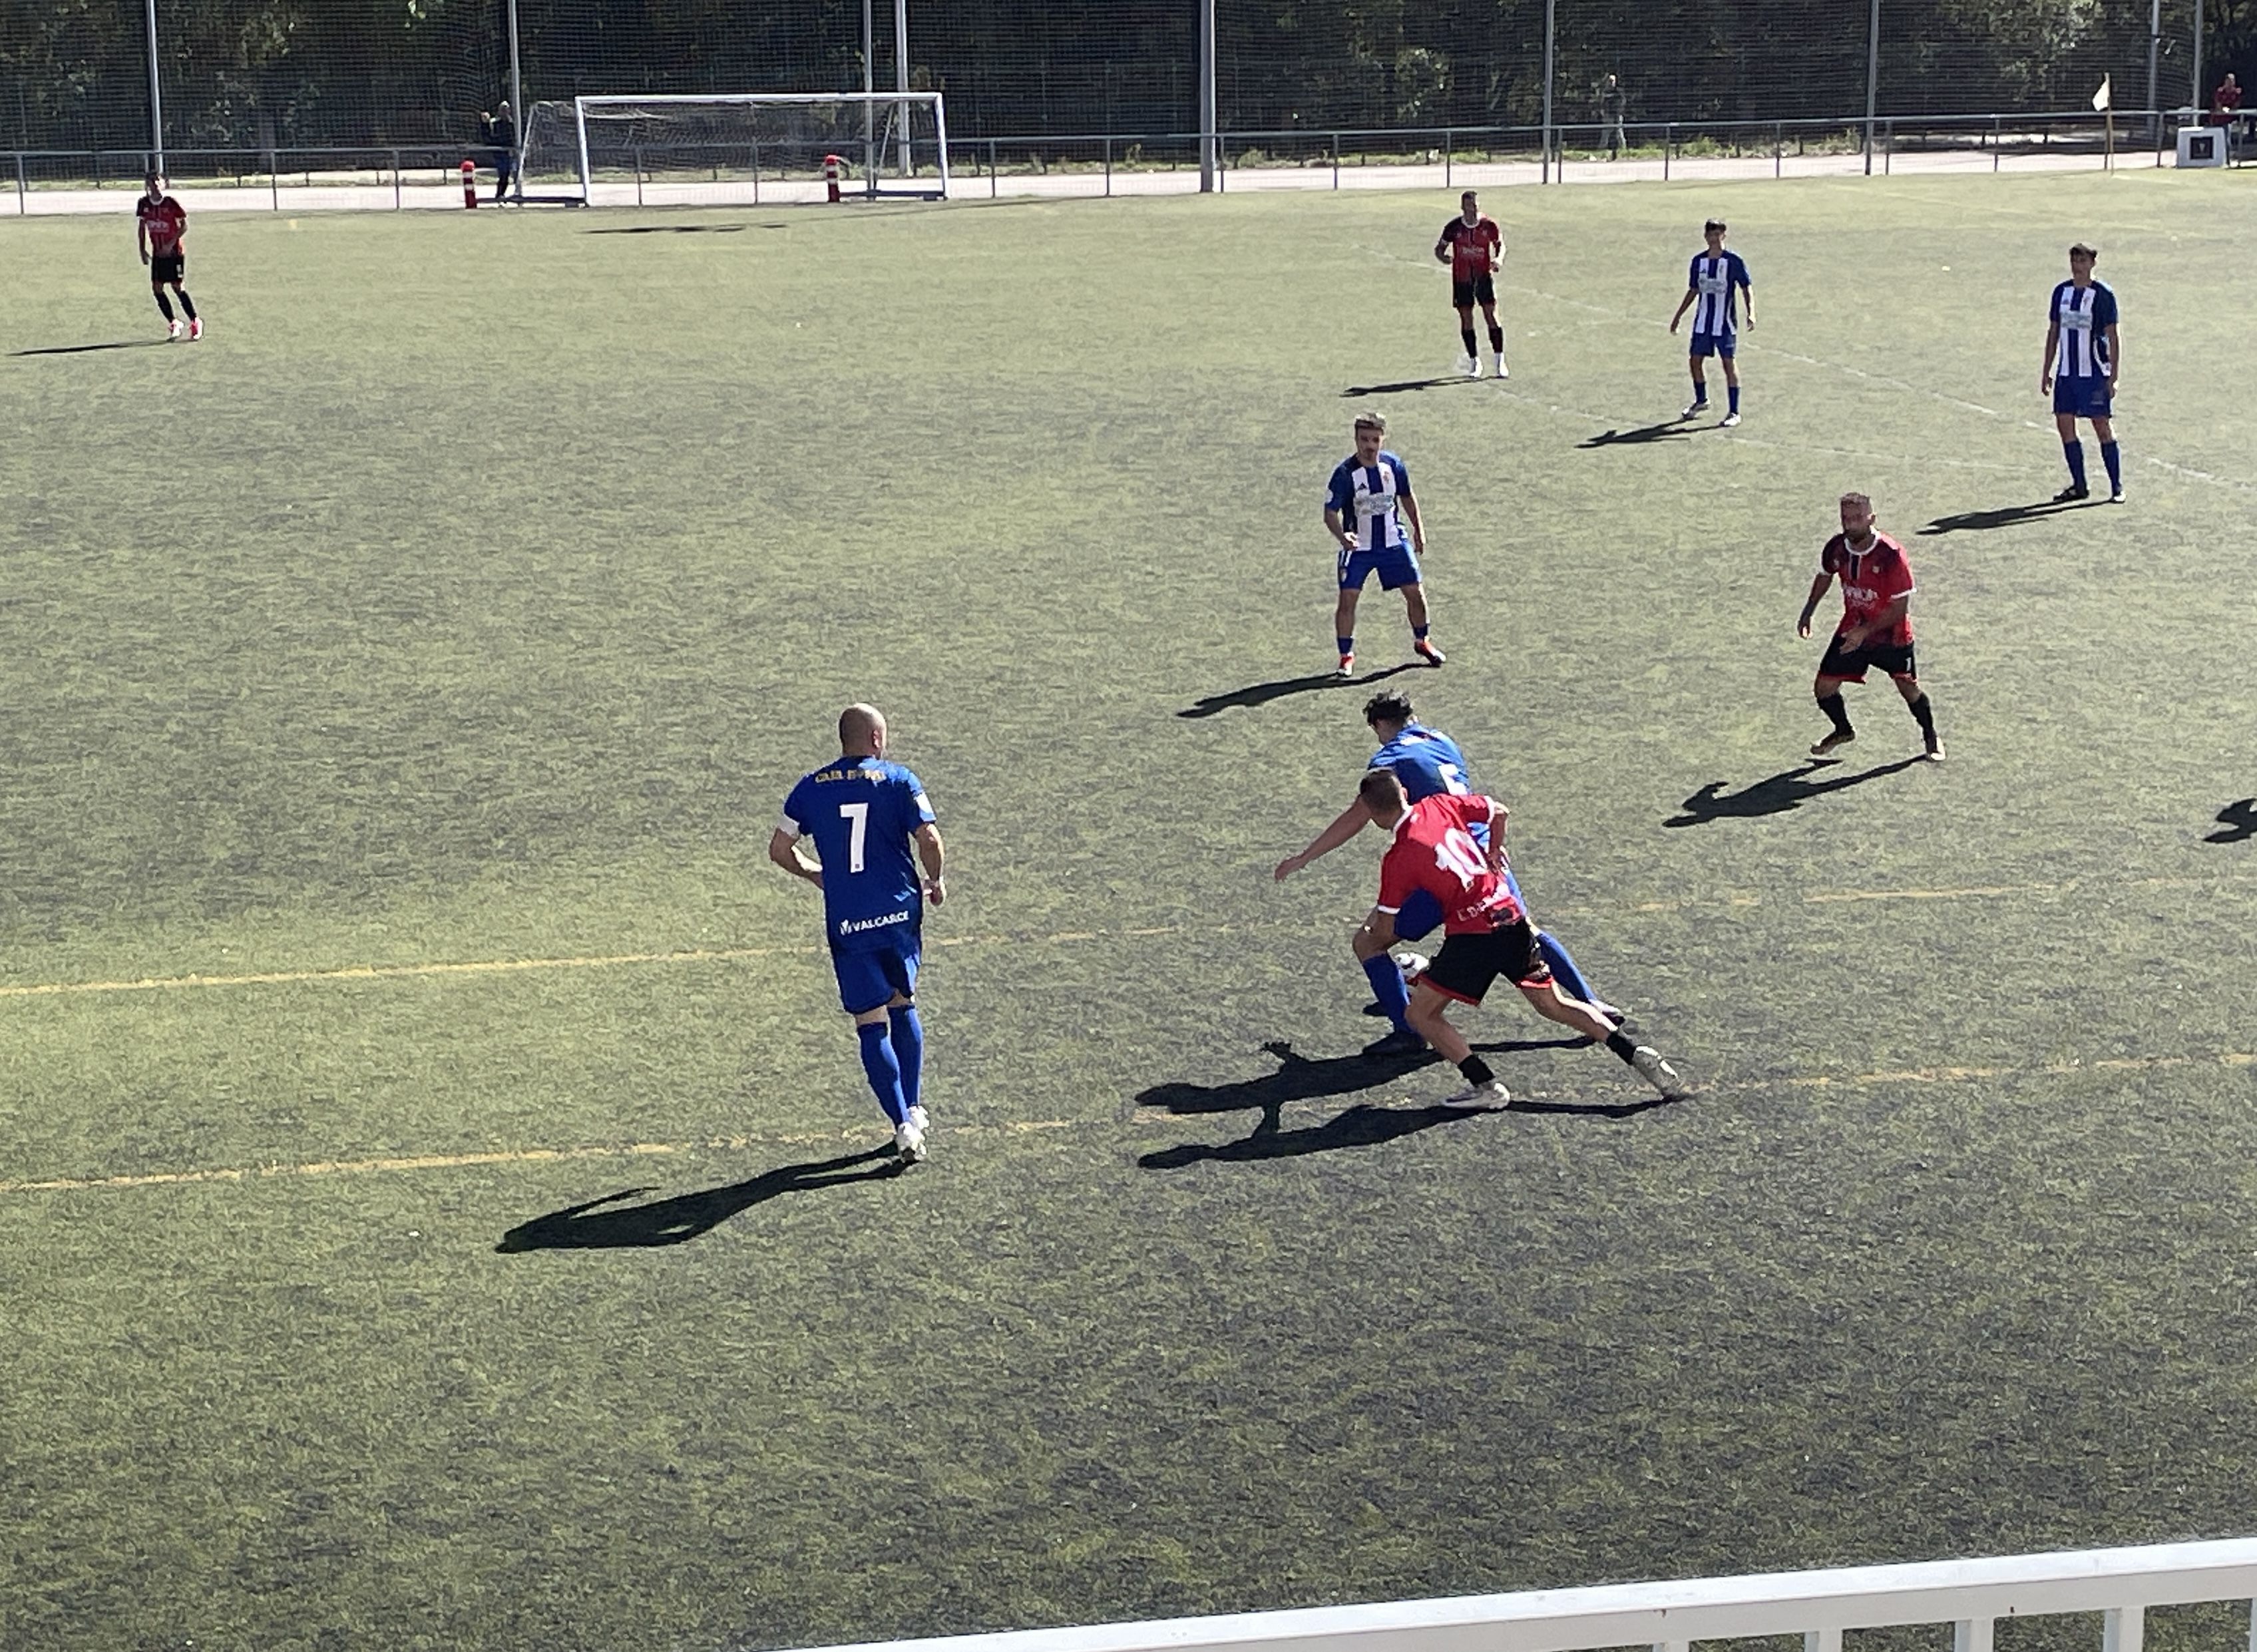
[[0, 1118, 1076, 1196], [0, 867, 2240, 1000]]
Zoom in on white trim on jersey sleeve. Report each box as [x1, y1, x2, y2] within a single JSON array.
[[1376, 903, 1402, 915], [776, 814, 803, 838]]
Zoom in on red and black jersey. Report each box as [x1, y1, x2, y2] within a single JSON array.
[[137, 194, 188, 257], [1821, 531, 1916, 645], [1376, 792, 1524, 934], [1436, 215, 1502, 281]]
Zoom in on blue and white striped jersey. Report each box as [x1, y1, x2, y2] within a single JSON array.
[[1686, 251, 1752, 335], [1327, 452, 1414, 552], [2050, 280, 2119, 379]]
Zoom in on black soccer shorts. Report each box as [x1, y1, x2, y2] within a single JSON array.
[[1420, 918, 1552, 1006]]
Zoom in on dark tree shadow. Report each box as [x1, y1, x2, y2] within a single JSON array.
[[1579, 419, 1693, 447], [1177, 662, 1418, 720], [584, 222, 787, 234], [1919, 499, 2094, 535], [495, 1145, 899, 1251], [1664, 756, 1922, 827], [11, 339, 170, 357], [1342, 375, 1482, 398], [2206, 799, 2257, 844]]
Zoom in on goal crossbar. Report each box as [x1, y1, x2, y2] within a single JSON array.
[[568, 91, 949, 205]]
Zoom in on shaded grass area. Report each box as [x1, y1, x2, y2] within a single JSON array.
[[0, 172, 2253, 1651]]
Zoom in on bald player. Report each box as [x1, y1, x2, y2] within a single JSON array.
[[771, 704, 947, 1165]]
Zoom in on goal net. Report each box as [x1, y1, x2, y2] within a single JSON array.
[[522, 93, 950, 207]]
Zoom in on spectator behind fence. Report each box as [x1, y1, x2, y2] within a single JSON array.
[[2212, 74, 2242, 161], [1599, 74, 1627, 158], [482, 99, 518, 202]]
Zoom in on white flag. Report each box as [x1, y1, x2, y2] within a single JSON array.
[[2092, 75, 2112, 111]]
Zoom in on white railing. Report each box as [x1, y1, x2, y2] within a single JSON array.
[[786, 1539, 2257, 1652]]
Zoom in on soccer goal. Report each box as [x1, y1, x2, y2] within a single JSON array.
[[522, 92, 950, 208]]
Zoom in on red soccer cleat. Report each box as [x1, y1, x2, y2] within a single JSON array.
[[1414, 638, 1447, 667], [187, 317, 203, 341]]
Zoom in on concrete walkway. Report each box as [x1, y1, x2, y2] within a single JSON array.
[[0, 140, 2166, 218]]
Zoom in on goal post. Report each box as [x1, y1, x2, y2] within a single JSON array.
[[526, 91, 950, 208]]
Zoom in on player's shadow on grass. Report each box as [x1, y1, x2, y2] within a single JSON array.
[[1135, 1035, 1625, 1169], [10, 339, 170, 357], [1664, 755, 1922, 827], [1341, 376, 1483, 397], [1918, 499, 2092, 534], [2206, 799, 2257, 844], [1578, 420, 1692, 447], [1178, 662, 1418, 719], [494, 1144, 899, 1251]]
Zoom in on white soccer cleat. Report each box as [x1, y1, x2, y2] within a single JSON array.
[[1442, 1079, 1511, 1108], [1466, 357, 1484, 379], [1456, 354, 1477, 377], [908, 1104, 928, 1136], [1629, 1044, 1680, 1096], [166, 318, 182, 339], [894, 1120, 927, 1164], [1720, 411, 1740, 427], [1681, 398, 1709, 419], [1494, 355, 1510, 379]]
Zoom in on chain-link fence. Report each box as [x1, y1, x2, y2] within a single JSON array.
[[0, 1, 2239, 178]]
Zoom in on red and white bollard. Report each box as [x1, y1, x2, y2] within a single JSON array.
[[823, 152, 843, 203], [461, 158, 477, 208]]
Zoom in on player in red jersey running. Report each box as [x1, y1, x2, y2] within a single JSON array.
[[1432, 191, 1507, 379], [1354, 770, 1681, 1107], [135, 174, 201, 341], [1798, 492, 1942, 761]]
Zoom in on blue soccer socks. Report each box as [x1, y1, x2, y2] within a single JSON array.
[[856, 1022, 908, 1126], [2100, 441, 2122, 494], [889, 1005, 924, 1116], [1536, 930, 1597, 1006], [2063, 440, 2088, 490], [1362, 953, 1413, 1034]]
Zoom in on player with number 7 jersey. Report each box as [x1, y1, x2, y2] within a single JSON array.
[[771, 704, 946, 1165], [1358, 771, 1682, 1109]]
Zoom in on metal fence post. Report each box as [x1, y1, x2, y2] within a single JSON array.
[[1775, 120, 1782, 176], [1540, 0, 1555, 182], [988, 136, 996, 198], [751, 141, 760, 204], [1863, 0, 1880, 173], [1993, 114, 2001, 170], [391, 148, 400, 208], [1104, 134, 1112, 197], [1332, 131, 1339, 188], [1663, 122, 1672, 180], [269, 156, 278, 210], [15, 152, 23, 214], [1444, 126, 1452, 187], [634, 145, 643, 206], [1884, 116, 1893, 173]]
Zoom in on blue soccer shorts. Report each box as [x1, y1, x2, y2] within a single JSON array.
[[1689, 329, 1736, 359], [1339, 543, 1422, 592], [2053, 375, 2111, 419], [831, 933, 921, 1015]]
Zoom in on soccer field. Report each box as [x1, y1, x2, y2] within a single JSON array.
[[1, 172, 2253, 1652]]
